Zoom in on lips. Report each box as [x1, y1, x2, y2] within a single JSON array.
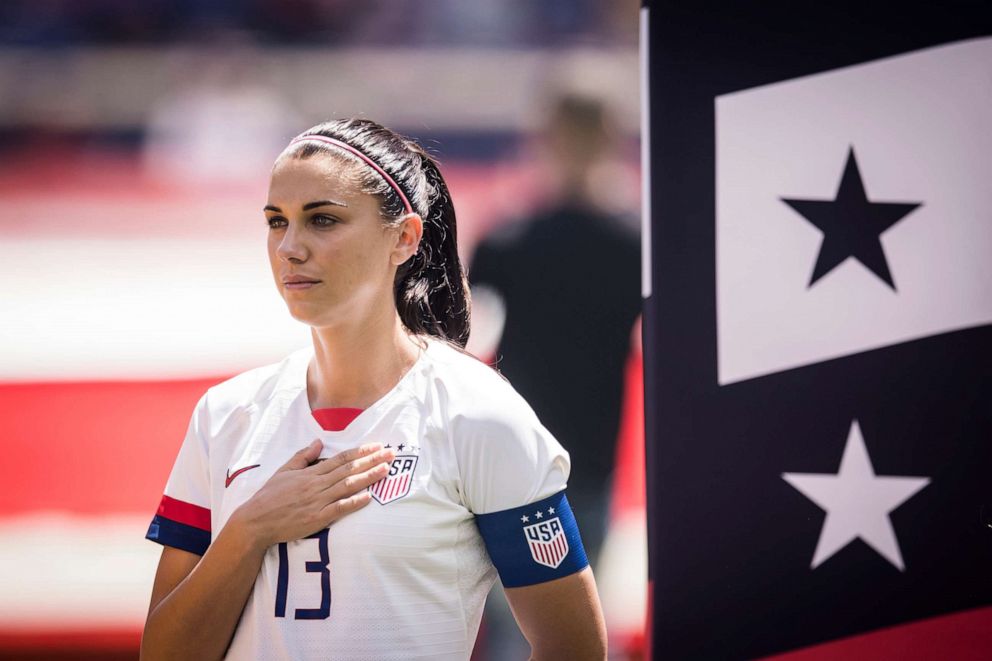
[[282, 275, 322, 290]]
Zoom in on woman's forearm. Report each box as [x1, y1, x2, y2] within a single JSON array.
[[140, 518, 266, 661]]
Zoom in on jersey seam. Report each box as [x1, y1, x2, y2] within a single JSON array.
[[438, 380, 467, 512], [453, 518, 470, 653], [203, 401, 258, 507], [435, 350, 473, 651]]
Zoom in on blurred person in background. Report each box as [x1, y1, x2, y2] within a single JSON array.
[[141, 119, 607, 660], [470, 93, 641, 562], [469, 92, 640, 660]]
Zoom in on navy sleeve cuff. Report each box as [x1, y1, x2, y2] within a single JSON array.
[[146, 515, 211, 556]]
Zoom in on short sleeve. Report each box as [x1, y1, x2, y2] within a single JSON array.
[[145, 394, 212, 555], [453, 404, 569, 516], [453, 398, 589, 587]]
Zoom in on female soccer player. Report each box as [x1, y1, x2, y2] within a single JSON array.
[[141, 119, 607, 660]]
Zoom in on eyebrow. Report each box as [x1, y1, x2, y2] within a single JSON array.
[[263, 199, 348, 213]]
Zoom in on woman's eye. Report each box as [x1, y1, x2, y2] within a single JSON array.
[[311, 215, 339, 227], [267, 216, 287, 229]]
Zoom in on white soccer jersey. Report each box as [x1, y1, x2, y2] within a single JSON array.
[[147, 338, 589, 660]]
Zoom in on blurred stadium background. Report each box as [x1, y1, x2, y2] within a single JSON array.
[[0, 1, 644, 659]]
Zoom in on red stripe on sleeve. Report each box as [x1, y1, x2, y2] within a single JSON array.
[[157, 495, 211, 531]]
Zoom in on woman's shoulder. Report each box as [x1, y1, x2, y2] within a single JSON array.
[[422, 340, 568, 514], [424, 339, 541, 430], [425, 339, 515, 395]]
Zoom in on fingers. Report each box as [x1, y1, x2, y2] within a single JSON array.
[[319, 489, 374, 526], [327, 457, 392, 496], [314, 448, 395, 491], [308, 442, 386, 475], [279, 439, 323, 472], [308, 445, 394, 530]]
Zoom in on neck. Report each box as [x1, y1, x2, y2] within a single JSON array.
[[307, 304, 422, 411]]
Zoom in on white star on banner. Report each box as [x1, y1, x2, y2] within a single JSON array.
[[520, 515, 529, 523], [782, 419, 930, 571]]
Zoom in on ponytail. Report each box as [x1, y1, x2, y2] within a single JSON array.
[[287, 119, 471, 348]]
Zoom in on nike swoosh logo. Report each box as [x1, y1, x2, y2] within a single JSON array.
[[225, 464, 261, 488]]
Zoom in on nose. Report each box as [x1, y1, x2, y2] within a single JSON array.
[[276, 223, 308, 263]]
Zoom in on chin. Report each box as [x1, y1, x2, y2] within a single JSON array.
[[283, 301, 324, 326], [284, 301, 344, 330]]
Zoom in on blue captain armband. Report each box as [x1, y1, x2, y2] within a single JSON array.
[[474, 490, 588, 588]]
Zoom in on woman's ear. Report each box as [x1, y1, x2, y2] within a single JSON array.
[[391, 214, 424, 266]]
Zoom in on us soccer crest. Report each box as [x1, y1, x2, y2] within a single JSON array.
[[523, 515, 569, 569], [369, 453, 418, 505]]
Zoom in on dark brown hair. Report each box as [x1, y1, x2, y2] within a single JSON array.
[[287, 119, 471, 348]]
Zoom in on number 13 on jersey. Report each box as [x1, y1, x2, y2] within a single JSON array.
[[274, 529, 331, 620]]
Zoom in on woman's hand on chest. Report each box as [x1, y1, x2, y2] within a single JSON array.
[[230, 439, 395, 550]]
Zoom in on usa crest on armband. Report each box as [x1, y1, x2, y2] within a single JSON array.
[[523, 513, 569, 569], [369, 453, 418, 505]]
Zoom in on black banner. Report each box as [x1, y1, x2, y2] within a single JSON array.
[[642, 2, 992, 657]]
